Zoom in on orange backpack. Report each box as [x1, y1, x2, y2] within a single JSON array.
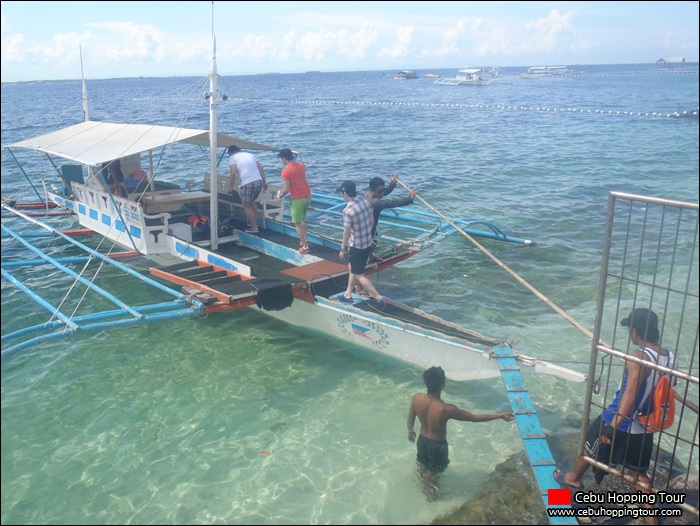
[[637, 350, 676, 433]]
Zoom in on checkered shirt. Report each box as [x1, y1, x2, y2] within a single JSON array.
[[343, 197, 374, 249]]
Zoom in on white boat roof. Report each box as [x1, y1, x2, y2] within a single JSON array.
[[7, 120, 281, 167], [459, 68, 482, 73]]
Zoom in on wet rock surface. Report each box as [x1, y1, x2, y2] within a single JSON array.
[[430, 419, 698, 525]]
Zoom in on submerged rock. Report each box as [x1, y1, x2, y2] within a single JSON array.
[[430, 419, 698, 525]]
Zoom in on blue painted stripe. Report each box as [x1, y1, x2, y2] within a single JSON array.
[[175, 242, 198, 259], [207, 254, 239, 272]]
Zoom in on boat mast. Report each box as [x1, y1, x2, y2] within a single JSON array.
[[208, 4, 220, 250], [80, 44, 89, 122]]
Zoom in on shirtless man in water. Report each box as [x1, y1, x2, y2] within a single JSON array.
[[406, 366, 514, 494]]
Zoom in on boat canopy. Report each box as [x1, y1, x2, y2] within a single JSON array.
[[7, 120, 281, 167]]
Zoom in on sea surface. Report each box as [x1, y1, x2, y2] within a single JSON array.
[[1, 64, 699, 525]]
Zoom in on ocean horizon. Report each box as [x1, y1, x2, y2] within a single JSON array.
[[2, 61, 699, 84]]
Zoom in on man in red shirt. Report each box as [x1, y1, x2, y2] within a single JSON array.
[[276, 149, 312, 253]]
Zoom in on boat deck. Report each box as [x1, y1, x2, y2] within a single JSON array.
[[153, 214, 416, 307]]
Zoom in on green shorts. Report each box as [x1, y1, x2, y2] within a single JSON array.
[[290, 197, 311, 224]]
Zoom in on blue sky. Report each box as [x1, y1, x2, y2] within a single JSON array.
[[1, 1, 698, 82]]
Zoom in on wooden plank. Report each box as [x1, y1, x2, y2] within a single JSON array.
[[280, 259, 349, 280]]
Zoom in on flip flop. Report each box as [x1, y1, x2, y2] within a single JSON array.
[[377, 297, 389, 311], [553, 468, 584, 491]]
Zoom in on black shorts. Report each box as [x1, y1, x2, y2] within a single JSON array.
[[584, 414, 653, 473], [348, 246, 371, 274], [416, 434, 449, 473]]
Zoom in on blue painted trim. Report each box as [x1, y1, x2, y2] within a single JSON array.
[[207, 254, 239, 272], [175, 241, 199, 259], [493, 346, 577, 525]]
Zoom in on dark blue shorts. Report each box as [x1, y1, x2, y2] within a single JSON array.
[[348, 246, 371, 274], [416, 434, 449, 473]]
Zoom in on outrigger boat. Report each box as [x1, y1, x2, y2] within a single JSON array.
[[1, 40, 585, 385]]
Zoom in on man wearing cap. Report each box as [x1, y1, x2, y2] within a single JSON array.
[[554, 307, 676, 524], [365, 173, 416, 238], [228, 145, 268, 234], [276, 149, 312, 254], [338, 180, 388, 309]]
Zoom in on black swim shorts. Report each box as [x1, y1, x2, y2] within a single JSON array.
[[416, 434, 449, 473]]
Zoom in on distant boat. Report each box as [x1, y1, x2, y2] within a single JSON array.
[[394, 70, 418, 80], [434, 68, 491, 86], [521, 66, 576, 79], [422, 73, 440, 79]]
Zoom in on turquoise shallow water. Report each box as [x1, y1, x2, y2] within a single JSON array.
[[1, 64, 699, 524]]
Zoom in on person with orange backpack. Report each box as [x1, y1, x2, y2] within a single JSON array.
[[553, 308, 676, 524]]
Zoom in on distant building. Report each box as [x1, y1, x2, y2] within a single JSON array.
[[656, 57, 686, 68]]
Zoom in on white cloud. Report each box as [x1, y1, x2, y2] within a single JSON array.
[[297, 26, 336, 61], [378, 26, 415, 59], [336, 22, 378, 59], [523, 9, 577, 55], [1, 32, 25, 64]]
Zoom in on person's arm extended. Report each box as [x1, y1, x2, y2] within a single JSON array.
[[448, 404, 514, 422], [384, 174, 398, 196], [376, 196, 414, 211]]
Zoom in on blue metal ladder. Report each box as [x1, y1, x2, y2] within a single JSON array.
[[494, 346, 577, 525]]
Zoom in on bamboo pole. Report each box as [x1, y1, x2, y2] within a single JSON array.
[[395, 176, 596, 340]]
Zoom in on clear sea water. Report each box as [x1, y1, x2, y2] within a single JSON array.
[[1, 64, 699, 524]]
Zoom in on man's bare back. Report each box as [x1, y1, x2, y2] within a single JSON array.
[[408, 392, 513, 442]]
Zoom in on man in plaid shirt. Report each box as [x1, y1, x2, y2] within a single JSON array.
[[337, 180, 389, 310]]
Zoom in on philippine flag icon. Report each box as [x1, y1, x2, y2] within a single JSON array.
[[548, 488, 572, 506], [351, 323, 371, 339]]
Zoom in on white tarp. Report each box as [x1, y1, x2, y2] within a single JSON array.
[[8, 120, 280, 167]]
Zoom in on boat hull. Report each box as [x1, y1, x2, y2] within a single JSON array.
[[251, 296, 586, 383]]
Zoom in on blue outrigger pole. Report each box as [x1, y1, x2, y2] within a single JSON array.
[[1, 205, 206, 356]]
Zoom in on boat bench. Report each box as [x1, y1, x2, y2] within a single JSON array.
[[197, 172, 286, 227]]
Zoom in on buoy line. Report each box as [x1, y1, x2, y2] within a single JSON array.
[[229, 97, 699, 120]]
